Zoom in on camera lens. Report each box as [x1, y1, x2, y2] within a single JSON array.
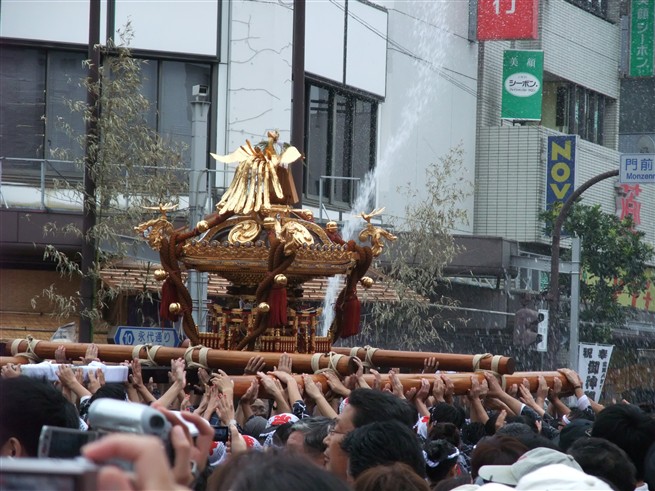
[[149, 415, 165, 428]]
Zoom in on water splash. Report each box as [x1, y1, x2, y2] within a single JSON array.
[[319, 3, 451, 337]]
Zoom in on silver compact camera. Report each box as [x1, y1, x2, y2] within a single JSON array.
[[0, 457, 97, 491], [87, 398, 171, 439]]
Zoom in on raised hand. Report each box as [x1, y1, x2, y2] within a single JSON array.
[[276, 352, 293, 374], [80, 343, 100, 364], [54, 345, 68, 364], [422, 357, 439, 374], [244, 356, 266, 375]]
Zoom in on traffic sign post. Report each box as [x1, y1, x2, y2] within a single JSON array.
[[110, 326, 181, 347], [620, 154, 655, 184]]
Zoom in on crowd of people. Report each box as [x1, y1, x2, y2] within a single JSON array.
[[0, 343, 653, 491]]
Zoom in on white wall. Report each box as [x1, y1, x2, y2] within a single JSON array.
[[225, 1, 294, 151], [376, 0, 477, 233], [1, 0, 219, 56]]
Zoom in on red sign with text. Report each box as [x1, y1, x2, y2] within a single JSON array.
[[477, 0, 539, 40]]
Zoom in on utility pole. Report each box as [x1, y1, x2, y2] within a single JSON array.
[[547, 169, 618, 367], [189, 85, 211, 331], [79, 0, 101, 343], [290, 0, 305, 207]]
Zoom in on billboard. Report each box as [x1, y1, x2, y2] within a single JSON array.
[[501, 50, 544, 121], [546, 135, 576, 210], [477, 0, 539, 40], [630, 0, 655, 77]]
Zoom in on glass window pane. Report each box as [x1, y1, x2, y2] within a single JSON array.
[[139, 59, 158, 130], [305, 85, 330, 198], [351, 99, 373, 181], [333, 94, 348, 203], [159, 61, 210, 162], [0, 47, 46, 160], [47, 51, 87, 161]]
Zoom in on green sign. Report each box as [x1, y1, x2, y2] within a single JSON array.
[[630, 0, 655, 77], [501, 50, 544, 121]]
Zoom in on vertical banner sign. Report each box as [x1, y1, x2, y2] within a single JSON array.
[[630, 0, 655, 77], [577, 343, 614, 403], [546, 135, 576, 210], [536, 309, 548, 353], [477, 0, 539, 40], [501, 50, 544, 120]]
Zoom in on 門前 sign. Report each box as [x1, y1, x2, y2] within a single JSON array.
[[501, 50, 544, 121], [620, 154, 655, 184]]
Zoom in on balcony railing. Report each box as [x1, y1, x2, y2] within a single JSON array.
[[0, 157, 230, 213]]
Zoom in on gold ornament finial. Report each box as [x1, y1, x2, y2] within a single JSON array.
[[154, 269, 168, 281], [258, 302, 270, 313], [169, 303, 181, 314], [196, 220, 209, 233], [274, 274, 288, 286], [360, 277, 374, 288]]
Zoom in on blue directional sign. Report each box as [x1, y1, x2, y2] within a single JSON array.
[[620, 154, 655, 184], [112, 326, 180, 347]]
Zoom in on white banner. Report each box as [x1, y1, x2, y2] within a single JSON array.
[[577, 343, 614, 402], [536, 309, 548, 352]]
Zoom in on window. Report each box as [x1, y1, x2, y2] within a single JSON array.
[[553, 83, 606, 145], [304, 81, 377, 209], [565, 0, 608, 19], [0, 44, 211, 169]]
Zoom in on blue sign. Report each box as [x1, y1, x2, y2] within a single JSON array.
[[546, 135, 576, 209], [620, 154, 655, 184], [112, 326, 180, 347]]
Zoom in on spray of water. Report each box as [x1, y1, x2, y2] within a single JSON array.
[[319, 2, 450, 337]]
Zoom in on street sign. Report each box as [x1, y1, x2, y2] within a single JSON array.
[[111, 326, 180, 347], [536, 309, 548, 353], [620, 154, 655, 184]]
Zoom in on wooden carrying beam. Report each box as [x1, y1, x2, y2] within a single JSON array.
[[3, 339, 355, 375], [229, 371, 573, 398], [331, 346, 515, 374]]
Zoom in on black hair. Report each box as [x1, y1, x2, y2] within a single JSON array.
[[0, 376, 80, 456], [428, 422, 460, 448], [470, 435, 528, 479], [511, 431, 560, 451], [341, 420, 426, 479], [354, 462, 431, 491], [89, 382, 127, 404], [423, 438, 459, 482], [429, 403, 465, 429], [272, 421, 295, 447], [568, 437, 637, 491], [496, 422, 535, 439], [432, 475, 474, 491], [591, 403, 655, 480], [290, 416, 331, 454], [461, 421, 486, 446], [348, 388, 417, 429], [208, 450, 350, 491]]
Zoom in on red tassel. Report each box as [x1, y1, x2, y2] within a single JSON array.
[[336, 291, 361, 338], [160, 278, 180, 322], [267, 285, 288, 327]]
